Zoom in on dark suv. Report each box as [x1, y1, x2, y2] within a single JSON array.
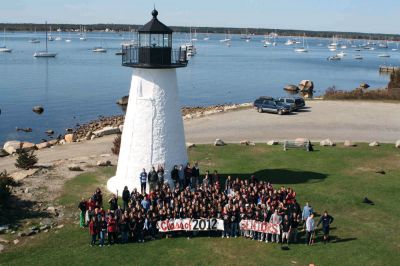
[[277, 97, 305, 110], [254, 97, 291, 115]]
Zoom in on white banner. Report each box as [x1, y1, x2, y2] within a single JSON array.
[[239, 220, 280, 235], [157, 218, 224, 232]]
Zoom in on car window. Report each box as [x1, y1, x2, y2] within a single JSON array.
[[287, 99, 294, 103]]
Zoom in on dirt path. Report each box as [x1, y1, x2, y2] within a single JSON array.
[[1, 100, 399, 174]]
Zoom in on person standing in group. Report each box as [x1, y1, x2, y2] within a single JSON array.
[[108, 194, 118, 211], [184, 163, 192, 188], [148, 167, 158, 192], [99, 216, 107, 247], [317, 211, 334, 244], [78, 198, 87, 228], [157, 164, 164, 188], [107, 213, 117, 245], [281, 215, 292, 245], [191, 162, 200, 189], [171, 165, 179, 188], [269, 209, 282, 243], [140, 168, 147, 194], [89, 217, 98, 246], [290, 212, 301, 243], [302, 202, 313, 226], [305, 213, 315, 245], [122, 186, 130, 212]]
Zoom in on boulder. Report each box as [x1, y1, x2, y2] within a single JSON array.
[[68, 164, 83, 171], [295, 138, 310, 146], [240, 140, 250, 145], [64, 134, 77, 143], [283, 84, 299, 92], [267, 140, 278, 146], [45, 130, 54, 135], [85, 131, 93, 140], [186, 142, 196, 148], [32, 106, 44, 114], [369, 141, 379, 147], [65, 128, 74, 133], [320, 139, 335, 146], [344, 140, 356, 147], [96, 160, 111, 167], [48, 139, 59, 146], [359, 83, 370, 89], [0, 149, 9, 157], [214, 139, 226, 146], [10, 169, 39, 182], [13, 239, 19, 245], [35, 142, 50, 150], [0, 237, 9, 244], [116, 95, 129, 105], [298, 80, 314, 92], [3, 141, 22, 154], [93, 126, 120, 137], [16, 127, 33, 133], [395, 140, 400, 148]]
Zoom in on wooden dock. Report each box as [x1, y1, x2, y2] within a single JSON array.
[[379, 65, 400, 73]]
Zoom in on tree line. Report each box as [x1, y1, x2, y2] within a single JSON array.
[[0, 23, 399, 41]]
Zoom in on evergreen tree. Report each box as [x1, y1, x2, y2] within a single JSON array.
[[15, 149, 38, 170]]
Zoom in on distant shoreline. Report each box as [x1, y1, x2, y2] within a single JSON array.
[[1, 23, 399, 41]]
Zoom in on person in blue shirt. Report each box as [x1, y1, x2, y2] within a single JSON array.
[[140, 168, 147, 194], [302, 202, 313, 222]]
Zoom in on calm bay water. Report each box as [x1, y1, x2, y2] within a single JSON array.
[[0, 31, 397, 146]]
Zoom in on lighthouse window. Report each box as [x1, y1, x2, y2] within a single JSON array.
[[139, 33, 150, 47]]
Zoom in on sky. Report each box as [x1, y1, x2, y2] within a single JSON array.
[[0, 0, 398, 34]]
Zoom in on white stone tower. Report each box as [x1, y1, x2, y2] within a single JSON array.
[[107, 9, 188, 194]]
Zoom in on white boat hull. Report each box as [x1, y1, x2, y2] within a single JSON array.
[[33, 52, 57, 57]]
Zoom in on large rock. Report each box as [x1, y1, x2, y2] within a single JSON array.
[[35, 142, 50, 150], [186, 142, 196, 148], [11, 169, 39, 182], [48, 139, 59, 146], [0, 149, 9, 157], [32, 106, 44, 114], [21, 142, 36, 151], [93, 126, 120, 137], [214, 139, 226, 146], [64, 134, 77, 143], [369, 141, 379, 147], [3, 141, 22, 154], [267, 140, 278, 146], [344, 140, 356, 147], [320, 139, 335, 146], [96, 160, 111, 167], [295, 138, 310, 146], [284, 84, 299, 92], [359, 83, 370, 89], [45, 130, 54, 135], [298, 80, 314, 92], [85, 131, 93, 140], [116, 95, 129, 105], [395, 140, 400, 148], [68, 164, 83, 171]]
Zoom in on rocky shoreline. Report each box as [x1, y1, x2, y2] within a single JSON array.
[[0, 103, 252, 158]]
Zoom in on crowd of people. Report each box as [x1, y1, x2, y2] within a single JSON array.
[[78, 163, 334, 247]]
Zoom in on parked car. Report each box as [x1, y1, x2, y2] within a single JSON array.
[[253, 96, 274, 109], [277, 97, 305, 110], [255, 99, 292, 115]]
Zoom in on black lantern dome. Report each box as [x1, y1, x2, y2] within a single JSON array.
[[122, 9, 188, 68]]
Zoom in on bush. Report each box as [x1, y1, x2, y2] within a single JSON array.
[[111, 134, 122, 155], [15, 149, 38, 170], [0, 170, 16, 205], [323, 86, 400, 101]]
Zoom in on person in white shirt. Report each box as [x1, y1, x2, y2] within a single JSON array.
[[305, 213, 315, 245], [269, 209, 282, 243]]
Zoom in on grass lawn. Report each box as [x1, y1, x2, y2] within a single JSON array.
[[1, 144, 400, 265]]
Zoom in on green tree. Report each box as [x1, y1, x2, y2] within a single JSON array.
[[15, 149, 38, 170]]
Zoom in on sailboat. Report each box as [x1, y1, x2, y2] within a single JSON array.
[[220, 31, 231, 42], [191, 28, 198, 42], [294, 35, 308, 53], [203, 30, 210, 41], [0, 28, 12, 52], [240, 29, 251, 40], [79, 26, 87, 41], [29, 27, 40, 43], [33, 22, 57, 57], [48, 26, 54, 41], [65, 32, 72, 42], [55, 29, 62, 41], [93, 35, 107, 52]]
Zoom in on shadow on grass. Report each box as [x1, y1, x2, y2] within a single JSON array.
[[210, 169, 328, 185], [0, 194, 50, 227]]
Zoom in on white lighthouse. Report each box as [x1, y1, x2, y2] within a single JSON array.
[[107, 9, 189, 194]]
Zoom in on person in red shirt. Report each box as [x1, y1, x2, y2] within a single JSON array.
[[107, 214, 117, 245], [89, 217, 98, 246]]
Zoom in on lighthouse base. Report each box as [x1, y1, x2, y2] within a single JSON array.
[[107, 68, 187, 194]]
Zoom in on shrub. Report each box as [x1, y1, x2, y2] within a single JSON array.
[[0, 170, 16, 205], [15, 149, 38, 170], [323, 85, 400, 101], [111, 134, 122, 155]]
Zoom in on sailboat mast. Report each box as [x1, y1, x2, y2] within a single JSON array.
[[45, 21, 48, 52]]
